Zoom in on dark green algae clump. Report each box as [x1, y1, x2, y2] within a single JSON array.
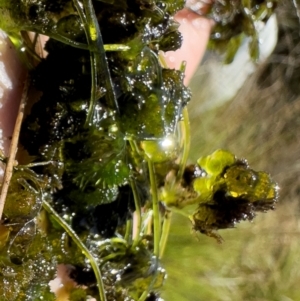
[[188, 0, 278, 63], [0, 1, 188, 300], [191, 150, 278, 243], [0, 0, 278, 301]]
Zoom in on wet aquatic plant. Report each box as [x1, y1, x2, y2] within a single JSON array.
[[188, 0, 278, 62], [0, 0, 277, 300]]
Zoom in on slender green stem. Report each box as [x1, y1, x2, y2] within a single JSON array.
[[23, 26, 89, 50], [124, 218, 132, 242], [128, 139, 143, 156], [137, 274, 159, 301], [72, 0, 97, 125], [109, 237, 128, 245], [73, 0, 119, 126], [100, 252, 126, 266], [147, 159, 160, 257], [24, 26, 129, 53], [98, 237, 128, 253], [159, 210, 172, 259], [25, 25, 128, 53], [104, 44, 130, 51], [42, 200, 107, 301], [158, 51, 168, 68], [128, 139, 141, 167], [141, 210, 153, 235], [130, 178, 142, 248], [138, 290, 149, 301], [179, 60, 187, 73], [137, 257, 159, 301], [177, 107, 191, 181]]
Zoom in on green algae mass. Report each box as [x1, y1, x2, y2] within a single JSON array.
[[0, 0, 278, 300], [197, 149, 235, 176], [192, 150, 278, 243], [0, 0, 186, 300], [204, 0, 277, 62]]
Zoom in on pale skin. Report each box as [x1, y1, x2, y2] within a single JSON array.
[[0, 8, 213, 300]]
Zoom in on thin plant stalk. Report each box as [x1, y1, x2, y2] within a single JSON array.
[[147, 158, 160, 257], [21, 25, 129, 52], [159, 210, 172, 259], [22, 26, 89, 50], [21, 26, 129, 53], [124, 218, 132, 242], [83, 0, 119, 116], [43, 200, 107, 301], [73, 0, 119, 125], [158, 108, 191, 256], [177, 108, 191, 181], [130, 178, 142, 248], [157, 55, 191, 181], [177, 61, 190, 181], [104, 44, 130, 51], [137, 258, 159, 301], [141, 210, 153, 235], [138, 290, 149, 301], [0, 75, 29, 220], [100, 252, 126, 266]]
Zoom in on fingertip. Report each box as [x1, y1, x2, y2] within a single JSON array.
[[0, 30, 27, 155], [164, 9, 213, 84]]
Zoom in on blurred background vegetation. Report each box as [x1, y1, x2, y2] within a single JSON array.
[[162, 1, 300, 300]]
